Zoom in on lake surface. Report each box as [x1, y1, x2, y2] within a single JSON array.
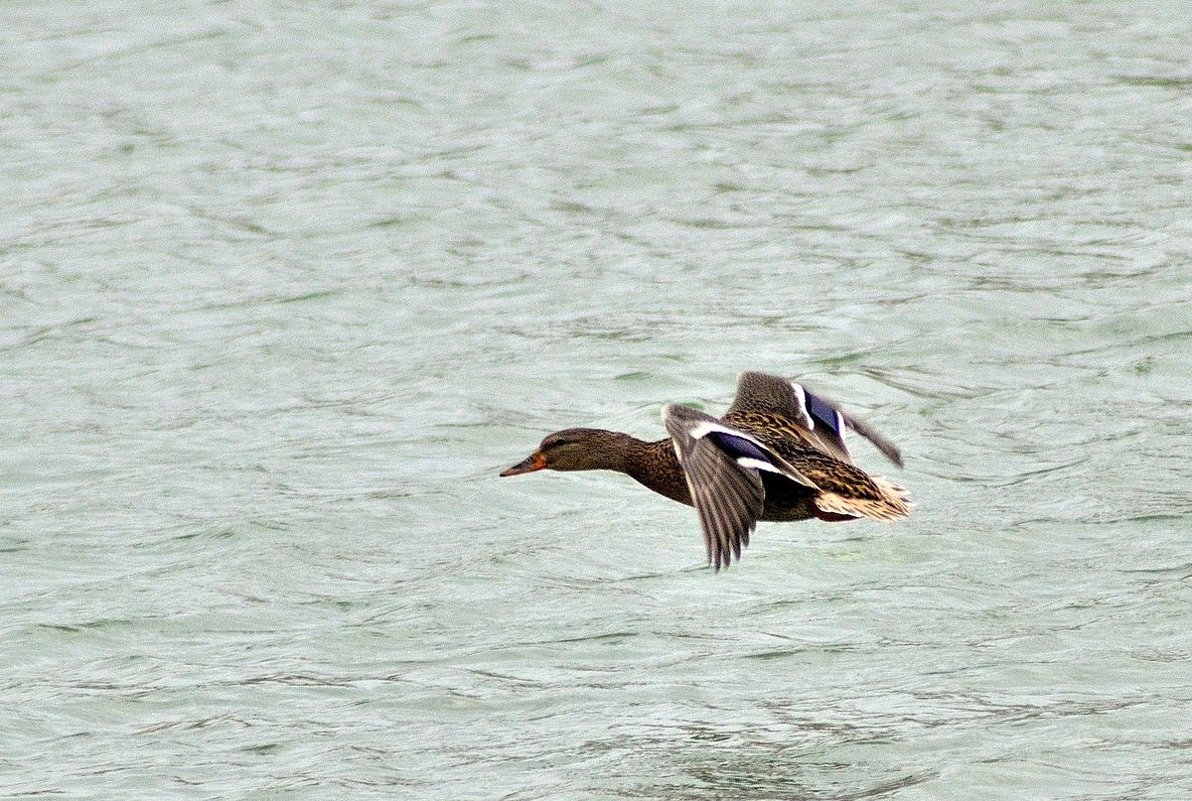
[[3, 2, 1190, 799]]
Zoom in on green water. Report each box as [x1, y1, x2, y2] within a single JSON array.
[[3, 2, 1190, 799]]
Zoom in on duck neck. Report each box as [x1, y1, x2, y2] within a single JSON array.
[[624, 437, 693, 507]]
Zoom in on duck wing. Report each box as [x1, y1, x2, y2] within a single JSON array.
[[726, 371, 902, 467], [662, 404, 817, 570]]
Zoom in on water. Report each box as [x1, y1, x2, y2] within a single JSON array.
[[3, 2, 1190, 798]]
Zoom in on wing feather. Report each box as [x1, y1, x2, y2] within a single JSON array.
[[664, 404, 812, 570], [728, 371, 903, 466]]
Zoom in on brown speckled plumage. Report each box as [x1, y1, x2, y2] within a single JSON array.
[[501, 371, 910, 570], [724, 410, 891, 506]]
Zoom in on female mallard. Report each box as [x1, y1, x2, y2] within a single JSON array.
[[501, 371, 910, 570]]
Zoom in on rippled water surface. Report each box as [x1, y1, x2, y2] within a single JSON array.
[[3, 2, 1190, 799]]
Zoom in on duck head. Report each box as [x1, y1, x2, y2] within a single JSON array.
[[500, 428, 630, 475]]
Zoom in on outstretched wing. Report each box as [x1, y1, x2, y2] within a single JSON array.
[[727, 371, 902, 467], [662, 404, 817, 571]]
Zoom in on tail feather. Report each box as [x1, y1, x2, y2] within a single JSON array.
[[814, 475, 911, 521]]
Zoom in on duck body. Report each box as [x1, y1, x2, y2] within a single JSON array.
[[603, 434, 824, 522], [501, 372, 910, 570]]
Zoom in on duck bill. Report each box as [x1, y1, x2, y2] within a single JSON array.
[[500, 450, 547, 476]]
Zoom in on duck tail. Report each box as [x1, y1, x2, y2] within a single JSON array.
[[813, 475, 912, 522]]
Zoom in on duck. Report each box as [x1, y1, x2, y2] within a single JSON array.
[[500, 371, 910, 570]]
